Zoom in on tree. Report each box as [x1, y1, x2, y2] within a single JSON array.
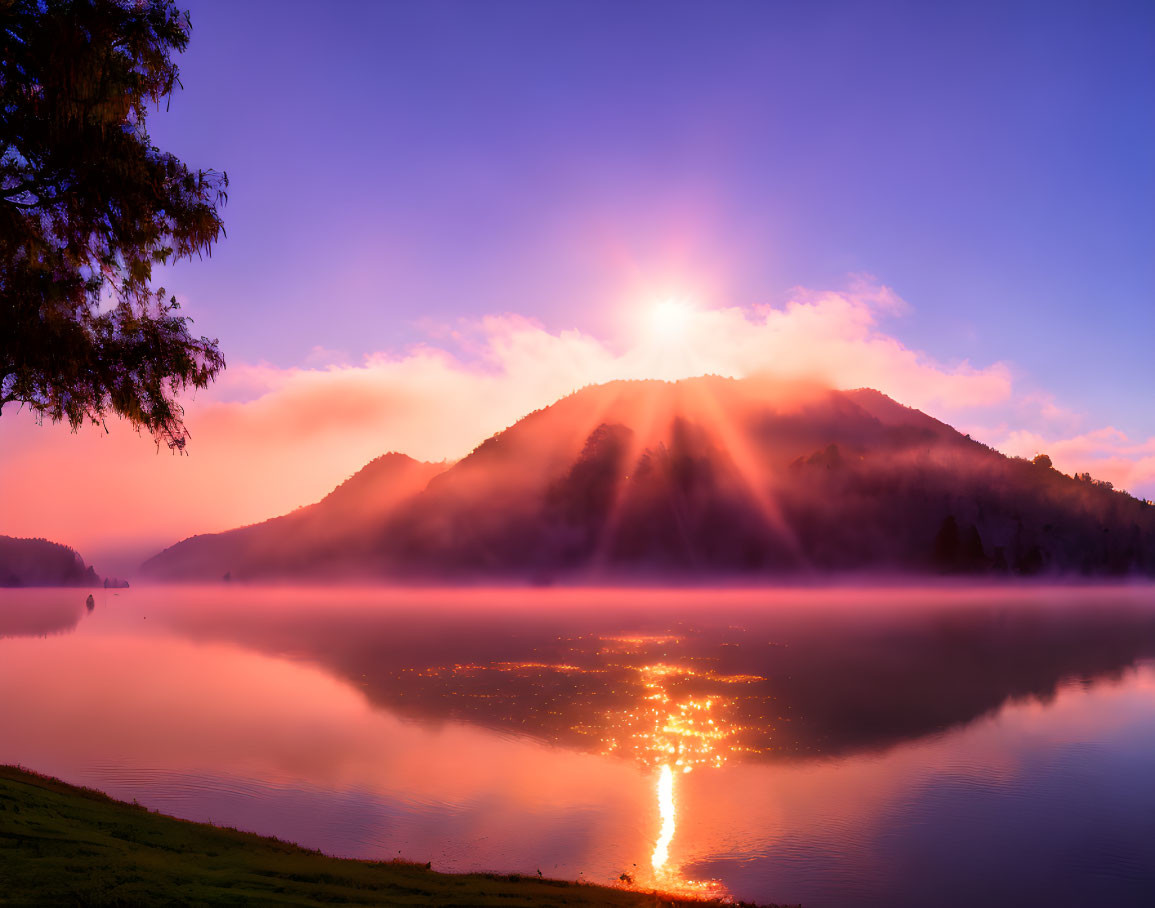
[[932, 514, 960, 572], [0, 0, 226, 450]]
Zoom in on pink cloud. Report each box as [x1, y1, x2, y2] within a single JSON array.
[[997, 427, 1155, 500]]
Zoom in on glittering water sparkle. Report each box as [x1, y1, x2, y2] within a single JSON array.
[[652, 763, 675, 872]]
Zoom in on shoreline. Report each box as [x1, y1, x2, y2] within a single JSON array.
[[0, 765, 780, 907]]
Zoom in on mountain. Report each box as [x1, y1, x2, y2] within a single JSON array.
[[143, 453, 446, 581], [143, 376, 1155, 581], [0, 536, 102, 587]]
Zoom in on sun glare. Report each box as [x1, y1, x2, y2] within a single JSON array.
[[647, 298, 696, 345]]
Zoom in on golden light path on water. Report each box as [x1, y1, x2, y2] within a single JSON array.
[[414, 631, 763, 897], [599, 644, 761, 896], [652, 763, 676, 872]]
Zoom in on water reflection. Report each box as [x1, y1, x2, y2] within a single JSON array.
[[6, 591, 1155, 765], [2, 585, 1154, 906], [654, 764, 675, 872], [595, 654, 750, 891], [139, 587, 1155, 767], [151, 586, 1155, 901], [614, 662, 730, 884], [0, 589, 88, 638]]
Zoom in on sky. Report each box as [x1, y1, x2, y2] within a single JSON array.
[[1, 0, 1153, 572]]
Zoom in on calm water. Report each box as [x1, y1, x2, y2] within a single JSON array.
[[2, 586, 1154, 906]]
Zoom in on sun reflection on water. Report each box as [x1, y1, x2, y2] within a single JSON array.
[[414, 631, 765, 896], [652, 763, 676, 871], [597, 653, 759, 897]]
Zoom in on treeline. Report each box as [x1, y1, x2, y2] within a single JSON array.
[[381, 419, 1155, 578], [0, 536, 103, 587], [781, 441, 1154, 576]]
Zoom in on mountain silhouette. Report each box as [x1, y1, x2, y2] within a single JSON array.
[[0, 535, 103, 587], [143, 453, 446, 580], [143, 376, 1155, 581]]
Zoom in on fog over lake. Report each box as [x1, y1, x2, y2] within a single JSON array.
[[3, 585, 1154, 907]]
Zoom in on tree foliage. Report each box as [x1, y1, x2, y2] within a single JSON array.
[[0, 0, 226, 449]]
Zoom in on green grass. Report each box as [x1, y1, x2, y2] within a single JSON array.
[[0, 765, 776, 907]]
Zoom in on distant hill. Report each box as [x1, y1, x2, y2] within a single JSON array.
[[0, 536, 102, 587], [143, 377, 1155, 581], [142, 453, 447, 581]]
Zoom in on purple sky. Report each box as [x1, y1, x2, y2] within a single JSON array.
[[151, 0, 1154, 435]]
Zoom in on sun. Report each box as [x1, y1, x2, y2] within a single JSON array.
[[647, 298, 696, 345]]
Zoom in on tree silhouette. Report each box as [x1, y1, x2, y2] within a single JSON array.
[[932, 515, 961, 572], [959, 523, 987, 571], [0, 0, 226, 449]]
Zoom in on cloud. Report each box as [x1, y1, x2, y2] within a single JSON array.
[[433, 281, 1014, 415], [997, 427, 1155, 499], [0, 279, 1145, 569]]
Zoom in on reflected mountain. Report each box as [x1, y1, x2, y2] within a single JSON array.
[[155, 588, 1155, 764], [0, 592, 88, 638]]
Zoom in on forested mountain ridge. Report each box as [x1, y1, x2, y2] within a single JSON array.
[[142, 453, 446, 580], [0, 536, 102, 587], [143, 377, 1155, 581]]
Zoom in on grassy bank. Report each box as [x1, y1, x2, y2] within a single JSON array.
[[0, 766, 771, 907]]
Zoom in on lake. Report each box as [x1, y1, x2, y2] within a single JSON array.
[[2, 585, 1154, 906]]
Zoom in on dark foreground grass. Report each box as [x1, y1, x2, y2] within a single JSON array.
[[0, 766, 779, 907]]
